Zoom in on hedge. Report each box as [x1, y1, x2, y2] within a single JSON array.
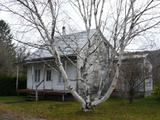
[[0, 76, 26, 96]]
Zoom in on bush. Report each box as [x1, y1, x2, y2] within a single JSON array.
[[0, 76, 26, 96], [152, 84, 160, 99]]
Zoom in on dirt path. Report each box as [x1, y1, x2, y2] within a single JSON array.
[[0, 110, 18, 120], [0, 110, 46, 120]]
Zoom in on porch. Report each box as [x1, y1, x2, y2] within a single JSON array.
[[17, 89, 71, 101], [16, 56, 78, 101]]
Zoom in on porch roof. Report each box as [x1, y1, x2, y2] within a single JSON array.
[[23, 54, 77, 64]]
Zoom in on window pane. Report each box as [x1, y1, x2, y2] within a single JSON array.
[[46, 70, 51, 81], [35, 69, 40, 82], [59, 72, 63, 83], [38, 70, 40, 82]]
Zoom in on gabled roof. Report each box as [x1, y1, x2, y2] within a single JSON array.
[[26, 29, 97, 61]]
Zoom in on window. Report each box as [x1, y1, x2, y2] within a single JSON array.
[[46, 70, 51, 81], [59, 72, 64, 83], [35, 69, 40, 82]]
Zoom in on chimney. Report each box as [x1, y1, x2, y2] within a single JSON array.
[[62, 26, 66, 35]]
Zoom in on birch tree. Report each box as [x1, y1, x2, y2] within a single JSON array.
[[0, 0, 160, 111], [71, 0, 160, 110]]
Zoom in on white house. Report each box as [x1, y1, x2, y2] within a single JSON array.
[[17, 29, 108, 100], [16, 29, 153, 100]]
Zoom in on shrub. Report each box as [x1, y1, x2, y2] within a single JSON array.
[[152, 84, 160, 99], [0, 76, 26, 96]]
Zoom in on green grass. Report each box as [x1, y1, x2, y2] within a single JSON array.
[[0, 96, 160, 120], [0, 96, 25, 103]]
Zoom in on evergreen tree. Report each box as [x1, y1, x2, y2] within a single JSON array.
[[0, 20, 15, 76]]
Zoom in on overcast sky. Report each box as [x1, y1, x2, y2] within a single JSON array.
[[0, 0, 160, 51]]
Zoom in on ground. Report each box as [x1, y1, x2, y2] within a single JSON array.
[[0, 96, 160, 120]]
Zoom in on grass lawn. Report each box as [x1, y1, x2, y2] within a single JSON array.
[[0, 96, 160, 120]]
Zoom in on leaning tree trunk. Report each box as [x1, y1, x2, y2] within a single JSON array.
[[91, 52, 123, 106], [51, 47, 87, 109]]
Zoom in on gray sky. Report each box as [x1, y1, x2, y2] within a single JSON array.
[[0, 0, 160, 51]]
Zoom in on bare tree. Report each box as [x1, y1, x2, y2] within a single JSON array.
[[119, 54, 153, 103], [16, 44, 30, 63], [121, 58, 144, 103], [0, 0, 160, 111], [70, 0, 160, 110]]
